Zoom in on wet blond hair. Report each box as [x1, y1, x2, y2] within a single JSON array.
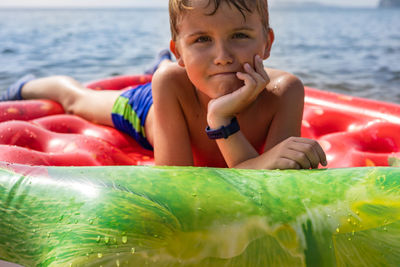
[[169, 0, 270, 41]]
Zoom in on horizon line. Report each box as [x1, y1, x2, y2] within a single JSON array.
[[0, 5, 378, 9], [0, 6, 168, 9]]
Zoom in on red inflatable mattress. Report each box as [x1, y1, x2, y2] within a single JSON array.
[[0, 75, 399, 168]]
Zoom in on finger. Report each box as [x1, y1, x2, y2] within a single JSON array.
[[301, 138, 327, 167], [277, 158, 301, 170], [234, 71, 260, 102], [289, 141, 319, 168], [236, 69, 253, 84], [243, 62, 268, 94], [314, 141, 328, 166], [244, 61, 264, 82], [236, 69, 256, 91], [254, 61, 269, 91], [243, 62, 257, 76], [292, 138, 327, 168], [284, 149, 312, 169], [276, 139, 312, 169], [254, 55, 270, 83]]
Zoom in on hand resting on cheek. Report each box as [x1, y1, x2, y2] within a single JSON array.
[[207, 55, 270, 128]]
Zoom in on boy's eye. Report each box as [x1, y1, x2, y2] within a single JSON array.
[[195, 36, 211, 43], [232, 32, 250, 39]]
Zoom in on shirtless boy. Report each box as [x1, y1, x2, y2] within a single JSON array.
[[1, 0, 327, 169]]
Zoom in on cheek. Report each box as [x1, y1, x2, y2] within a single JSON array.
[[183, 55, 207, 78], [183, 61, 207, 90], [237, 43, 267, 66]]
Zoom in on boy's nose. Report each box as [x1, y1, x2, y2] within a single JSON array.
[[213, 42, 233, 65]]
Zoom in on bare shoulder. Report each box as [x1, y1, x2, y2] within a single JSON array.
[[152, 62, 191, 96], [265, 68, 304, 99]]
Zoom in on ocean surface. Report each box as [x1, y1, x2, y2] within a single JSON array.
[[0, 7, 399, 104]]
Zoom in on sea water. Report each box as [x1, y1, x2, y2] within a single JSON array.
[[0, 7, 399, 104]]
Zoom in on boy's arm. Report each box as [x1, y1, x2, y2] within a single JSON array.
[[152, 67, 194, 166], [207, 56, 326, 169], [263, 72, 304, 151], [235, 75, 326, 169]]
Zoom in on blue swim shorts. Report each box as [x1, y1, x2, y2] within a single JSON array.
[[111, 82, 153, 150]]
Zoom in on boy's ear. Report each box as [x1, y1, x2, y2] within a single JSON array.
[[262, 28, 275, 60], [170, 40, 185, 67]]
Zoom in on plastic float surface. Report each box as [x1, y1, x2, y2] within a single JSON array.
[[0, 75, 399, 167]]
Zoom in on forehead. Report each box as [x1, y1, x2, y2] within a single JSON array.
[[182, 0, 255, 16], [177, 1, 259, 31]]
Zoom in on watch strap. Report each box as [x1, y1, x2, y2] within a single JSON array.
[[205, 117, 240, 139]]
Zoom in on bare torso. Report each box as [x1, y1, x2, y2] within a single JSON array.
[[147, 63, 295, 167]]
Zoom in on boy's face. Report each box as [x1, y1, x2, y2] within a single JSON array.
[[171, 0, 273, 99]]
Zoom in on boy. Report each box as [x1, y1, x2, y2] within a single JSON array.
[[1, 0, 327, 169]]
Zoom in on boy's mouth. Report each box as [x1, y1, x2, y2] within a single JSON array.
[[210, 72, 237, 77]]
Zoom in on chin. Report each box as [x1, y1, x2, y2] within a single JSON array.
[[216, 80, 243, 96]]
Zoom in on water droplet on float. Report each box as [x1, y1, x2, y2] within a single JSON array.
[[122, 236, 128, 244], [377, 175, 386, 183]]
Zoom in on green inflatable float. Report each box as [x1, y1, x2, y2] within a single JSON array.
[[1, 164, 400, 266]]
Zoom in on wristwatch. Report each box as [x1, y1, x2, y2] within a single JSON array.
[[205, 117, 240, 139]]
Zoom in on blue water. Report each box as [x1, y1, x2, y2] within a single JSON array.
[[0, 7, 399, 103]]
